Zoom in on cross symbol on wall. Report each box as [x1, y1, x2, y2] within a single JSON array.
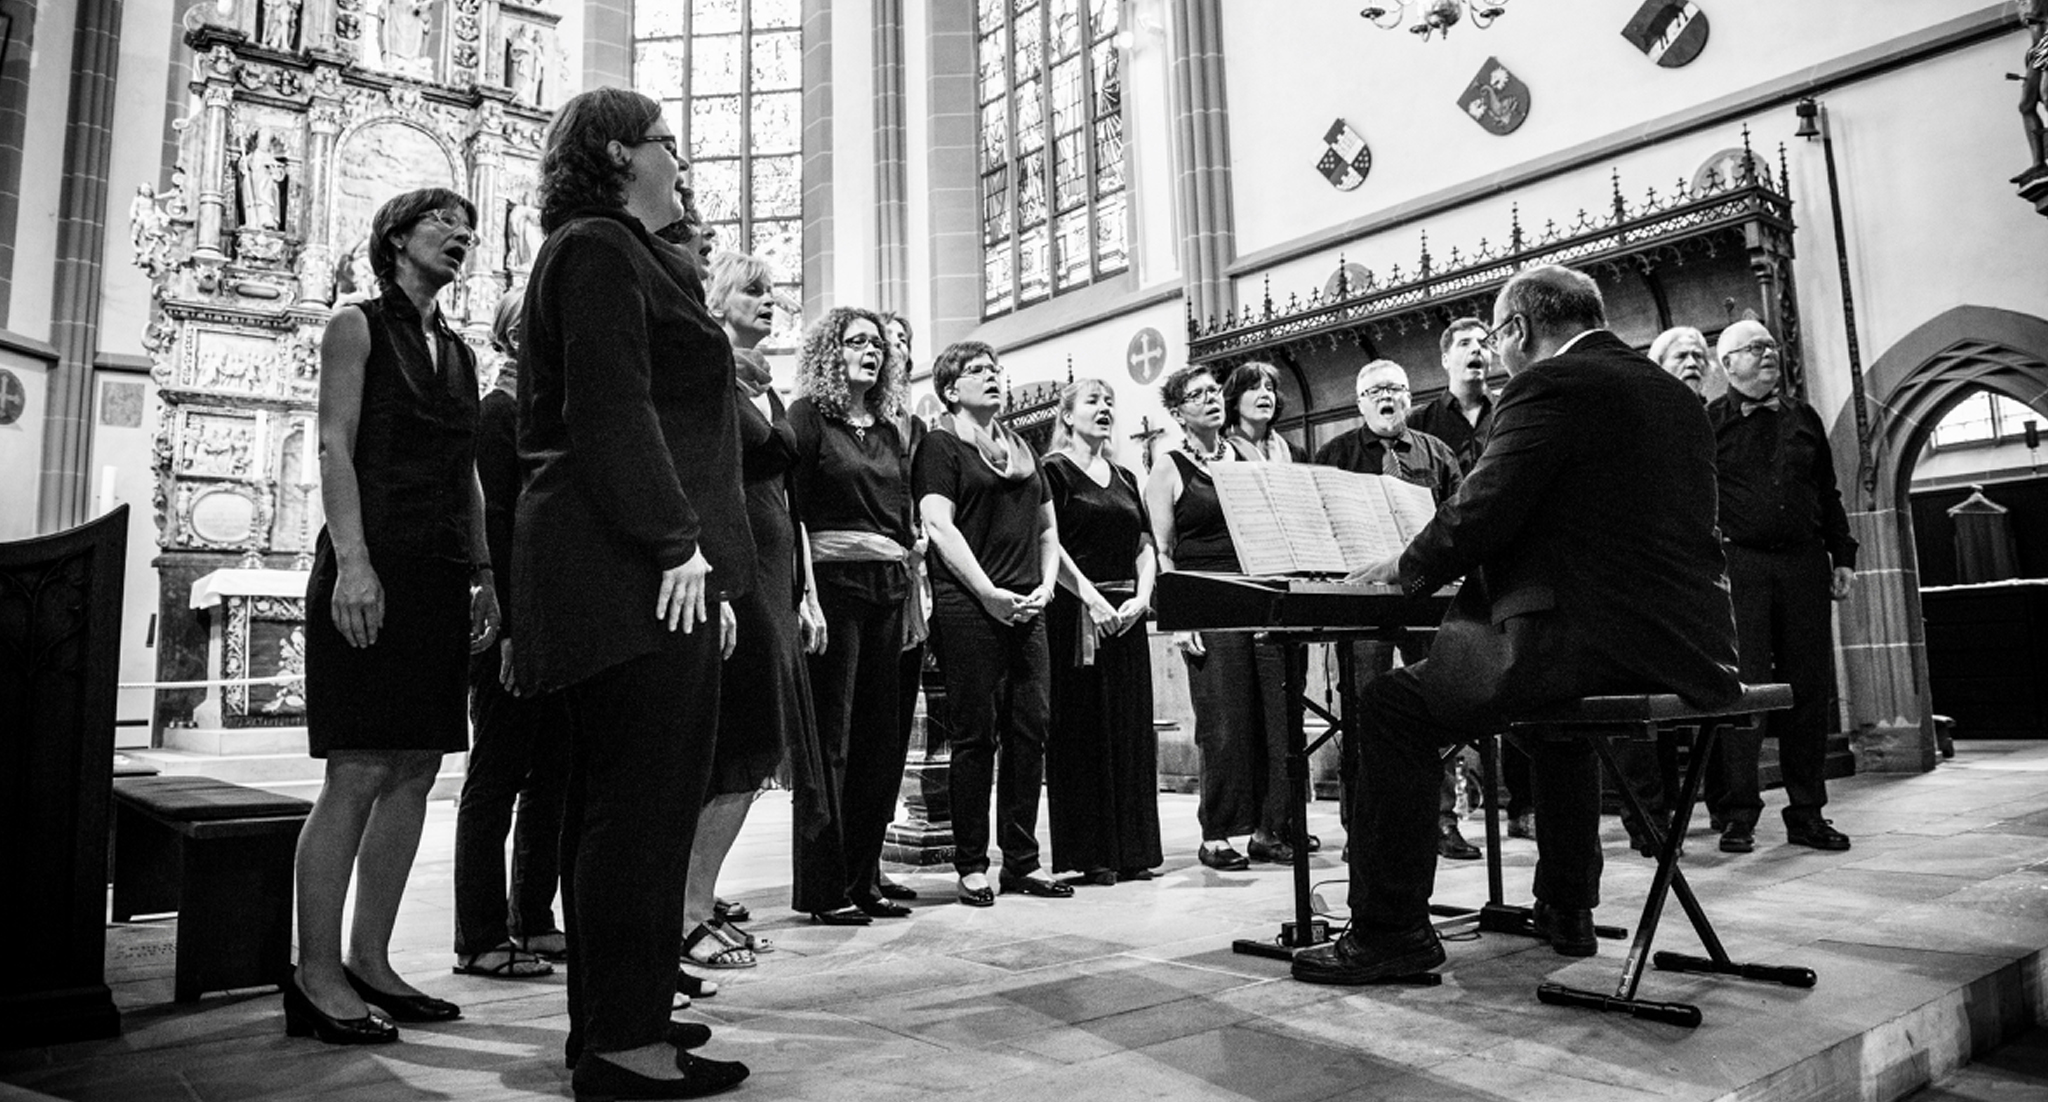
[[1128, 329, 1166, 384], [1130, 415, 1166, 472]]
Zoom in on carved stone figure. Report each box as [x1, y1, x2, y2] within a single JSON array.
[[129, 184, 171, 274], [384, 0, 434, 77], [261, 0, 301, 51], [506, 192, 543, 269], [2016, 0, 2048, 185], [356, 0, 386, 69], [238, 133, 286, 231], [507, 23, 544, 104]]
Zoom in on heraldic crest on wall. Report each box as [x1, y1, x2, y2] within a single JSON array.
[[1621, 1, 1710, 69], [1458, 56, 1529, 135], [1317, 119, 1373, 191]]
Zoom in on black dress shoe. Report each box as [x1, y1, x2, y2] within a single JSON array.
[[1719, 823, 1756, 853], [998, 871, 1075, 898], [1291, 924, 1446, 986], [809, 906, 873, 926], [1786, 818, 1852, 851], [566, 1021, 714, 1070], [876, 876, 918, 901], [283, 970, 399, 1045], [343, 966, 461, 1023], [1532, 901, 1597, 957], [1246, 838, 1296, 864], [957, 877, 995, 907], [1507, 812, 1536, 841], [711, 899, 750, 924], [1198, 844, 1250, 871], [570, 1050, 749, 1100], [854, 896, 912, 918], [1437, 820, 1480, 860]]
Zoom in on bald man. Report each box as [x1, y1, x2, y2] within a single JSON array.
[[1703, 319, 1856, 855]]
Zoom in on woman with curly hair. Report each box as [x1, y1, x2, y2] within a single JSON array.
[[786, 306, 919, 925], [513, 86, 749, 1100]]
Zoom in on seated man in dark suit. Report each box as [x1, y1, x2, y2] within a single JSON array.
[[1293, 264, 1742, 985]]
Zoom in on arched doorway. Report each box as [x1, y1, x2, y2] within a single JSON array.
[[1828, 306, 2048, 771]]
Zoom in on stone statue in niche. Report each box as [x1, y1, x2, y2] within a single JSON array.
[[261, 0, 301, 51], [331, 237, 378, 305], [129, 184, 172, 276], [384, 0, 436, 79], [238, 131, 289, 232], [354, 0, 387, 69], [506, 23, 544, 104], [2015, 0, 2048, 185], [505, 192, 543, 269]]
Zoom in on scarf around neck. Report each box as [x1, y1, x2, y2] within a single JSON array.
[[935, 410, 1037, 482], [732, 345, 773, 399]]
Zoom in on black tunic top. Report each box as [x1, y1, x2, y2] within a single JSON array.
[[1165, 450, 1238, 573], [913, 429, 1050, 595], [1706, 395, 1860, 568], [512, 209, 753, 691], [788, 396, 912, 607], [1406, 390, 1495, 475], [349, 283, 479, 564], [1044, 453, 1147, 585]]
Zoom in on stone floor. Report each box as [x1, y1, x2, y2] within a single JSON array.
[[7, 741, 2048, 1102]]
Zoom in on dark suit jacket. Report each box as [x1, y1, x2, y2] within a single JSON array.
[[1396, 329, 1741, 724], [512, 208, 753, 693], [475, 384, 518, 634]]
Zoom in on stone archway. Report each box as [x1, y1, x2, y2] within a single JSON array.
[[1828, 306, 2048, 773]]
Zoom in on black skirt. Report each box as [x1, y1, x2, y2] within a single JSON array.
[[304, 537, 472, 758]]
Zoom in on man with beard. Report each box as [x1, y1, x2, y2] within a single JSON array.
[[1293, 265, 1739, 984], [1702, 319, 1856, 855], [1312, 360, 1473, 860], [1650, 326, 1712, 399]]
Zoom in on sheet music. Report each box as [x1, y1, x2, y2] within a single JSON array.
[[1317, 470, 1404, 566], [1379, 476, 1440, 543], [1211, 464, 1346, 575]]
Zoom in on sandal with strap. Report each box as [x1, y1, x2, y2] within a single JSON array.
[[453, 942, 554, 979], [516, 931, 568, 964], [716, 917, 773, 954], [683, 923, 756, 969]]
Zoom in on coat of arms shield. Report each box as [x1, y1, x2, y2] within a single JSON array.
[[1316, 119, 1373, 191], [1621, 1, 1710, 68], [1458, 57, 1530, 136]]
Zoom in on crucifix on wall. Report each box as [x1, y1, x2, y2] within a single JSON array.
[[1130, 414, 1166, 472]]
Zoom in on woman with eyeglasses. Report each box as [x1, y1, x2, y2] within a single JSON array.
[[1144, 363, 1294, 872], [292, 188, 494, 1047], [513, 87, 751, 1099], [1221, 361, 1305, 463], [787, 306, 919, 926], [917, 341, 1066, 906], [1042, 378, 1162, 885]]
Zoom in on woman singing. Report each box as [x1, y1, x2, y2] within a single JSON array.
[[1042, 379, 1162, 885]]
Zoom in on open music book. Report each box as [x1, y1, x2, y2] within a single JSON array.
[[1209, 463, 1439, 576]]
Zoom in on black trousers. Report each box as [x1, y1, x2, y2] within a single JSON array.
[[1348, 661, 1602, 930], [795, 588, 906, 910], [1184, 632, 1300, 841], [932, 587, 1050, 877], [1706, 543, 1835, 829], [453, 647, 572, 956], [1339, 639, 1462, 830], [560, 630, 719, 1057]]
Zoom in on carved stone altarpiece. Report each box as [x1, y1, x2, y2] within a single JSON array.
[[135, 0, 560, 728]]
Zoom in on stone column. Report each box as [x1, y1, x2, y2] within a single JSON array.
[[800, 0, 835, 320], [36, 0, 125, 532], [872, 0, 907, 315], [464, 101, 506, 329], [1167, 0, 1235, 329], [1837, 508, 1937, 773], [194, 82, 235, 264], [295, 94, 344, 306]]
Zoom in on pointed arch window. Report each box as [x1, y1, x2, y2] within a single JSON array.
[[634, 0, 804, 345], [976, 0, 1128, 318]]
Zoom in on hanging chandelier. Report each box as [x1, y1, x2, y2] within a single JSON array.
[[1359, 0, 1510, 40]]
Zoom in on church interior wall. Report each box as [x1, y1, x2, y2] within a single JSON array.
[[98, 0, 178, 362], [827, 0, 875, 323], [90, 364, 162, 745], [0, 344, 46, 539], [7, 0, 76, 343]]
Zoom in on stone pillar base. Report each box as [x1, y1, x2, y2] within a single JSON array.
[[883, 657, 956, 868], [1852, 720, 1939, 774]]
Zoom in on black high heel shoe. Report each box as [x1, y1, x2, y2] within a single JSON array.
[[283, 969, 399, 1045], [344, 965, 462, 1023]]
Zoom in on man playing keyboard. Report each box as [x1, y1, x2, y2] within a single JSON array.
[[1292, 264, 1741, 985]]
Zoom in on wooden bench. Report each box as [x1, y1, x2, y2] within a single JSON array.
[[1508, 683, 1810, 1028], [111, 776, 312, 1002]]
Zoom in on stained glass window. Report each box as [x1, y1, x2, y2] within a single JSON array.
[[976, 0, 1127, 317], [634, 0, 806, 347]]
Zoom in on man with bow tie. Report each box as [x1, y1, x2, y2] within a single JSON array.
[[1703, 319, 1857, 856]]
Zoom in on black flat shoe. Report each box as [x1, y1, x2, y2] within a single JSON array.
[[997, 871, 1075, 898], [957, 878, 995, 907], [712, 898, 750, 924], [1197, 844, 1250, 871], [344, 966, 461, 1023], [876, 877, 918, 901], [283, 970, 399, 1045], [854, 896, 912, 919], [1246, 838, 1295, 864], [809, 906, 873, 926], [570, 1050, 749, 1100], [565, 1021, 714, 1071], [674, 971, 719, 1000], [1291, 924, 1446, 986]]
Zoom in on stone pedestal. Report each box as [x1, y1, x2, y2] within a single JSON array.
[[188, 567, 311, 728], [882, 650, 954, 866]]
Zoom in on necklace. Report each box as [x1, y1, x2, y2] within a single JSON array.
[[1180, 435, 1229, 468]]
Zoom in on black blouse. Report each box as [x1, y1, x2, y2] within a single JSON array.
[[1044, 453, 1146, 585], [913, 429, 1050, 595], [1165, 450, 1239, 573], [348, 284, 479, 564]]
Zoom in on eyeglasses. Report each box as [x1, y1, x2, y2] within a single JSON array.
[[959, 361, 1002, 377], [842, 334, 884, 350], [1360, 384, 1410, 400], [417, 209, 473, 233], [1727, 338, 1779, 359], [1179, 385, 1222, 406], [625, 134, 681, 160], [1480, 314, 1522, 353]]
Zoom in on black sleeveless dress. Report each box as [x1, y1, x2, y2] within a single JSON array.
[[304, 285, 479, 758]]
